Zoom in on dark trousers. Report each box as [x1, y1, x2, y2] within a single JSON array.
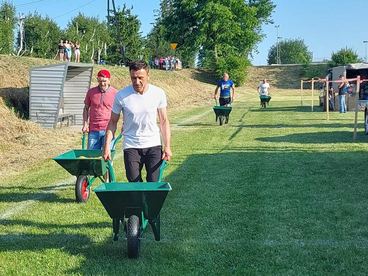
[[219, 97, 231, 106], [123, 146, 163, 182]]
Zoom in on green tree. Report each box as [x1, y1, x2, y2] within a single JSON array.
[[267, 39, 312, 65], [65, 13, 110, 63], [329, 47, 361, 67], [107, 5, 143, 65], [145, 19, 173, 60], [159, 0, 275, 85], [0, 2, 16, 54], [23, 13, 62, 58]]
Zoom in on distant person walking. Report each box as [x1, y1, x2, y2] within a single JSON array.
[[258, 79, 271, 107], [82, 69, 118, 149], [214, 72, 235, 106], [258, 79, 270, 96]]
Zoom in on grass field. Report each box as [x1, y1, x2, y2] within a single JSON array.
[[1, 89, 368, 275]]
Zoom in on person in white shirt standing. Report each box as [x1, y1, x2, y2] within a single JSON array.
[[103, 60, 172, 182]]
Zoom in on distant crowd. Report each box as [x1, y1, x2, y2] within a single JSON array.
[[57, 39, 81, 63], [150, 56, 182, 71]]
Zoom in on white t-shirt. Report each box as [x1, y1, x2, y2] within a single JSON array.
[[112, 84, 167, 149], [258, 82, 270, 96]]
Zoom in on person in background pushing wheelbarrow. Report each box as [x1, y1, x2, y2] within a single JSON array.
[[258, 79, 271, 108], [214, 72, 235, 107], [103, 60, 172, 182], [82, 69, 118, 149]]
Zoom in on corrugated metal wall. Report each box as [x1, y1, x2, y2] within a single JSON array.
[[29, 63, 93, 128], [29, 64, 67, 128], [63, 66, 93, 125]]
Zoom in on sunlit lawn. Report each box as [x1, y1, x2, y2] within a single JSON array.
[[1, 89, 368, 274]]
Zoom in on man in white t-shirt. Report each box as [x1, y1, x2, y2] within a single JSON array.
[[103, 60, 172, 182], [258, 79, 270, 96]]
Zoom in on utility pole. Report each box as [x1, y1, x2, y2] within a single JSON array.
[[275, 25, 281, 64], [106, 0, 125, 64], [107, 0, 116, 24], [364, 40, 368, 63], [17, 14, 25, 56]]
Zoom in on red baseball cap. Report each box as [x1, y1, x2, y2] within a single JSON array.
[[97, 69, 111, 78]]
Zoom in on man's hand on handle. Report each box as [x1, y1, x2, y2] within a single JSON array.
[[162, 147, 172, 161]]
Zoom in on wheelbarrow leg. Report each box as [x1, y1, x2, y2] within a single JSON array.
[[112, 218, 121, 241], [149, 214, 161, 241]]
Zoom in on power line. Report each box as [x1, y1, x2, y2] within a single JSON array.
[[14, 0, 48, 7], [53, 0, 98, 20]]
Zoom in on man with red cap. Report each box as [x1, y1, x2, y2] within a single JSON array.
[[82, 69, 118, 149]]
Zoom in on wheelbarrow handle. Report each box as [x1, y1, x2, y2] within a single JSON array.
[[81, 132, 123, 150], [82, 132, 87, 150], [111, 132, 123, 150], [158, 160, 169, 182]]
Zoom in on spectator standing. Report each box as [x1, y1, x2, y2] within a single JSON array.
[[64, 40, 72, 62], [74, 41, 81, 63], [338, 75, 349, 113], [58, 39, 64, 61]]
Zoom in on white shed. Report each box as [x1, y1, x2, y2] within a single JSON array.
[[29, 62, 93, 128]]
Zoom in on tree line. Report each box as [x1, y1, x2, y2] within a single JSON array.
[[0, 1, 362, 84]]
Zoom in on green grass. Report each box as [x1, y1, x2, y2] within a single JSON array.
[[1, 89, 368, 274]]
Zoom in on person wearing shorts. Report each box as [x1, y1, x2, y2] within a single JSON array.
[[214, 72, 235, 106], [82, 69, 118, 149], [103, 60, 172, 182]]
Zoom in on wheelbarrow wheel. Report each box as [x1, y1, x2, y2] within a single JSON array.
[[127, 215, 140, 258], [75, 175, 90, 203]]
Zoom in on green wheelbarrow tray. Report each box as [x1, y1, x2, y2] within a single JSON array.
[[213, 105, 232, 117], [94, 182, 172, 221], [94, 161, 171, 258], [213, 105, 232, 125], [260, 95, 271, 102], [53, 149, 115, 177]]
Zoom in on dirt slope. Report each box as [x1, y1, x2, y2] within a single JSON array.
[[0, 55, 215, 177], [0, 55, 316, 178]]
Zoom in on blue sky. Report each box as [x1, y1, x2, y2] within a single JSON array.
[[10, 0, 368, 65]]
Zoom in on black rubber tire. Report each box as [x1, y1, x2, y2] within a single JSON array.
[[219, 116, 224, 125], [365, 108, 368, 135], [127, 215, 140, 258], [75, 175, 90, 203]]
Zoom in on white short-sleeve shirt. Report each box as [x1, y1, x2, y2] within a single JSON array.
[[112, 84, 167, 149], [258, 82, 270, 96]]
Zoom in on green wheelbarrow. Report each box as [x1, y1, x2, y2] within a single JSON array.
[[53, 133, 123, 203], [213, 101, 232, 125], [94, 161, 171, 258], [260, 95, 271, 108]]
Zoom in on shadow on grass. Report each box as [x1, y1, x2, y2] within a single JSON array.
[[0, 219, 110, 229], [0, 183, 75, 203], [250, 105, 320, 113], [190, 69, 217, 85], [2, 151, 368, 273], [257, 131, 355, 144]]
